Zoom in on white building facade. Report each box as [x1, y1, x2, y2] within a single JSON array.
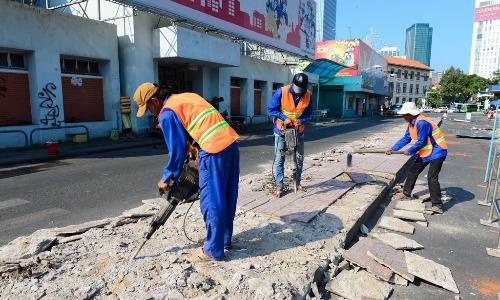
[[385, 56, 432, 105], [0, 0, 315, 148], [469, 0, 500, 79], [0, 0, 120, 148], [378, 46, 401, 57]]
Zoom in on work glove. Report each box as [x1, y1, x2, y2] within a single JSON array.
[[157, 179, 170, 195], [284, 118, 293, 127]]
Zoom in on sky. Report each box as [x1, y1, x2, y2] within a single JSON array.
[[335, 0, 475, 72]]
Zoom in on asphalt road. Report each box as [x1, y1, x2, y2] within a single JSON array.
[[0, 117, 402, 245], [364, 113, 500, 299]]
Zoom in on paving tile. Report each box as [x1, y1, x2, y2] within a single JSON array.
[[394, 201, 425, 212], [343, 237, 394, 282], [326, 270, 393, 300], [370, 233, 424, 250], [239, 196, 272, 212], [392, 209, 427, 222], [366, 244, 415, 282], [404, 251, 459, 294], [377, 216, 415, 234]]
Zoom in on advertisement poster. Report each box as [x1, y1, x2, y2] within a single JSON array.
[[122, 0, 316, 57], [315, 40, 359, 76], [315, 39, 388, 94]]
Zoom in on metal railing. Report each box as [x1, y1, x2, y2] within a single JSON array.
[[29, 125, 89, 145], [0, 130, 29, 147], [481, 141, 500, 258]]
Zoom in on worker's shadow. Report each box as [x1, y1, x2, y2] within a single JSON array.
[[441, 186, 475, 211]]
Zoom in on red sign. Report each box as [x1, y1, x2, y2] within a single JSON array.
[[475, 4, 500, 22]]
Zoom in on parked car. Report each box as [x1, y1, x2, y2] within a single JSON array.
[[421, 107, 432, 113], [390, 104, 403, 115], [447, 107, 458, 113], [434, 107, 448, 113]]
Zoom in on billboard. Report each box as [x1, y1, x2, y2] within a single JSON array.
[[475, 4, 500, 22], [122, 0, 316, 57], [315, 40, 360, 76], [315, 39, 388, 94]]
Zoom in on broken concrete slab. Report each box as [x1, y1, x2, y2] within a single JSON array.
[[141, 198, 164, 210], [56, 218, 112, 236], [392, 209, 427, 222], [389, 274, 409, 286], [486, 247, 500, 258], [326, 270, 393, 300], [0, 229, 56, 262], [366, 246, 415, 282], [394, 201, 425, 212], [57, 235, 83, 244], [377, 217, 415, 234], [121, 204, 157, 218], [343, 237, 393, 282], [369, 233, 424, 250], [404, 251, 459, 294], [416, 221, 428, 227]]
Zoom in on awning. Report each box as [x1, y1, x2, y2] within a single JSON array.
[[304, 59, 350, 84]]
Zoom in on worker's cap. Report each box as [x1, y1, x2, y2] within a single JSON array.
[[397, 101, 421, 116], [133, 82, 158, 117], [292, 73, 309, 94]]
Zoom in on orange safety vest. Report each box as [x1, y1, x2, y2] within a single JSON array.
[[408, 115, 448, 158], [275, 85, 311, 133], [160, 93, 239, 154]]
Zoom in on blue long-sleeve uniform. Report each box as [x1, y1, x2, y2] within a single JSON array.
[[391, 118, 448, 163], [267, 85, 313, 135], [159, 103, 239, 261]]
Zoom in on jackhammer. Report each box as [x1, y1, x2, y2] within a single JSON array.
[[283, 125, 299, 193], [131, 160, 199, 260]]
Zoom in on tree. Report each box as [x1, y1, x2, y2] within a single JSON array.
[[440, 67, 469, 102], [465, 74, 491, 101], [491, 69, 500, 85], [427, 90, 443, 108]]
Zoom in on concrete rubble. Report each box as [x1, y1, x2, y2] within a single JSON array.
[[0, 124, 416, 299], [326, 269, 394, 299], [392, 209, 427, 222], [377, 216, 415, 234], [334, 178, 460, 299], [369, 233, 424, 250]]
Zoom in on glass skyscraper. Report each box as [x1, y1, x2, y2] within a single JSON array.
[[405, 23, 433, 66], [315, 0, 337, 41]]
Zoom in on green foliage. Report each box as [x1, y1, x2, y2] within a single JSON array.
[[439, 67, 491, 102], [491, 69, 500, 85], [427, 90, 443, 108]]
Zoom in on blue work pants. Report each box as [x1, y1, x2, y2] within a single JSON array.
[[273, 134, 304, 190], [198, 142, 239, 260]]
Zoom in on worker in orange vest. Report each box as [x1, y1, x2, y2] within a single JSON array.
[[133, 83, 240, 262], [268, 73, 313, 197], [386, 101, 448, 214]]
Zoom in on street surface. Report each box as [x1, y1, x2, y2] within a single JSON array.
[[365, 113, 500, 299], [0, 117, 400, 245]]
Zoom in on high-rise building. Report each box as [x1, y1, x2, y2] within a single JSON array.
[[431, 71, 444, 84], [469, 0, 500, 79], [378, 46, 401, 57], [315, 0, 337, 41], [405, 23, 433, 66]]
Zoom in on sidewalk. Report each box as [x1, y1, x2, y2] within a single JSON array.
[[0, 116, 373, 168], [0, 122, 412, 299]]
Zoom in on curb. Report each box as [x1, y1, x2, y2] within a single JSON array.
[[0, 140, 164, 168]]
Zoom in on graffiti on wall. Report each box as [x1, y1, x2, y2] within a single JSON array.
[[38, 83, 62, 126], [0, 77, 6, 98]]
